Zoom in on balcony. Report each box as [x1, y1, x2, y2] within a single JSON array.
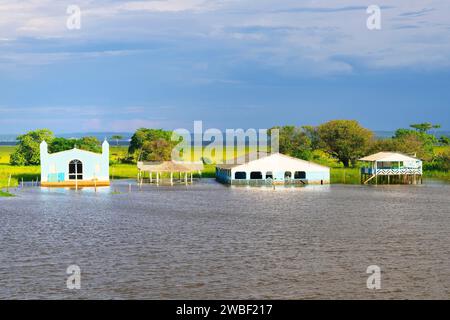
[[361, 167, 422, 175]]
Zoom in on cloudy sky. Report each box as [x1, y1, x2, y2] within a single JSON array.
[[1, 0, 450, 133]]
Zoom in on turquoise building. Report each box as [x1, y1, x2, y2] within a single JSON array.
[[40, 140, 110, 187]]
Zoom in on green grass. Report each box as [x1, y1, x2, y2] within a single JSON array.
[[0, 190, 14, 197], [423, 170, 450, 181], [330, 168, 361, 184]]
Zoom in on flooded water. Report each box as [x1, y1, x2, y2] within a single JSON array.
[[0, 179, 449, 299]]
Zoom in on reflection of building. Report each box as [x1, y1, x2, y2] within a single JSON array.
[[40, 140, 110, 187], [359, 152, 423, 184], [216, 152, 330, 185]]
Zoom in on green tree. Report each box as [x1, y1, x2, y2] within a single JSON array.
[[394, 129, 435, 161], [129, 128, 174, 159], [48, 136, 101, 154], [111, 135, 123, 146], [370, 135, 432, 161], [141, 139, 173, 161], [270, 126, 312, 160], [317, 120, 374, 167], [439, 136, 450, 146], [410, 122, 441, 134], [48, 137, 76, 153], [76, 136, 102, 153], [435, 150, 450, 171], [10, 129, 54, 166]]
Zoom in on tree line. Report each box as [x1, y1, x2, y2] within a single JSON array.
[[272, 120, 449, 168], [8, 121, 450, 171], [10, 130, 103, 166]]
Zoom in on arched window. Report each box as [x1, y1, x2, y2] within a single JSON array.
[[265, 171, 273, 179], [284, 171, 292, 179], [69, 160, 83, 180]]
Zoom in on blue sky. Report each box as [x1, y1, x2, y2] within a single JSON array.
[[1, 0, 450, 133]]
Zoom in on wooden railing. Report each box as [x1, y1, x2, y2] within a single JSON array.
[[361, 168, 422, 175]]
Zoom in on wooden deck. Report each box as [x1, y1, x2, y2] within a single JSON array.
[[41, 181, 110, 187]]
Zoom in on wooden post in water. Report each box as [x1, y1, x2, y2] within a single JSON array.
[[128, 183, 131, 193], [7, 174, 11, 192], [170, 172, 173, 186]]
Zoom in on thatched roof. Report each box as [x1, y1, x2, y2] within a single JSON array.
[[137, 161, 204, 172]]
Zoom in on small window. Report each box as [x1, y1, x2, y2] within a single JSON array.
[[266, 171, 273, 179], [250, 172, 262, 180], [294, 171, 306, 179], [284, 171, 292, 179], [235, 172, 247, 180]]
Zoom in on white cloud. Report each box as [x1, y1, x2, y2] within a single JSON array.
[[0, 0, 449, 74]]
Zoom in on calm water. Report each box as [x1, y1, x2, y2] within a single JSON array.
[[0, 179, 449, 299]]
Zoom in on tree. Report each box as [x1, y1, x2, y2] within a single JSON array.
[[141, 139, 173, 161], [76, 136, 102, 153], [128, 128, 174, 160], [48, 137, 76, 153], [410, 122, 440, 134], [436, 150, 450, 171], [269, 126, 312, 160], [317, 120, 374, 167], [439, 136, 450, 146], [111, 135, 123, 146], [394, 129, 435, 161], [10, 129, 54, 166], [48, 136, 101, 154]]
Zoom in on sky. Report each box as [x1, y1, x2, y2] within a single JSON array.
[[1, 0, 450, 134]]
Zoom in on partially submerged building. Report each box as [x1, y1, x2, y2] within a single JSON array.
[[40, 140, 110, 187], [216, 152, 330, 185], [137, 161, 204, 185], [359, 152, 423, 184]]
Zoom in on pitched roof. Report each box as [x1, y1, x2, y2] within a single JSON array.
[[359, 152, 421, 162], [216, 152, 269, 169], [216, 152, 329, 170]]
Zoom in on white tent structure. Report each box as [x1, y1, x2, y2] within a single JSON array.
[[216, 152, 330, 185]]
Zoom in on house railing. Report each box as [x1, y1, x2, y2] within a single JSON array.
[[361, 168, 422, 175]]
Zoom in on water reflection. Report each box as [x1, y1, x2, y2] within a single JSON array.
[[0, 179, 449, 299]]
